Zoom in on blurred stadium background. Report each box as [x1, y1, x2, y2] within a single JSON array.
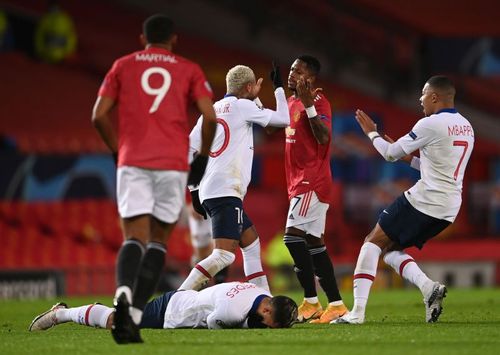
[[1, 0, 499, 299]]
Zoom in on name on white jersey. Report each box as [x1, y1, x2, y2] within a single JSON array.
[[447, 124, 474, 137], [215, 103, 231, 114], [135, 53, 178, 63], [225, 283, 257, 298]]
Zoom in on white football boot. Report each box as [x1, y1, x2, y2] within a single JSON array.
[[424, 282, 447, 323], [331, 311, 365, 324], [29, 302, 68, 331]]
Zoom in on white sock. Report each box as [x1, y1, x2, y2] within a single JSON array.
[[56, 304, 113, 328], [328, 300, 344, 307], [241, 238, 270, 292], [383, 250, 434, 297], [179, 248, 235, 290], [129, 306, 143, 325], [114, 285, 132, 305], [305, 296, 319, 304], [352, 242, 381, 315]]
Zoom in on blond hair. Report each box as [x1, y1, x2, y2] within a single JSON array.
[[226, 65, 255, 95]]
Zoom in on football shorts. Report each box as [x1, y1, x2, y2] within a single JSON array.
[[117, 166, 187, 223], [285, 191, 329, 238]]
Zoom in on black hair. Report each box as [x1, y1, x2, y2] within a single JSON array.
[[297, 55, 321, 76], [143, 14, 175, 44], [426, 75, 456, 96], [270, 295, 298, 328]]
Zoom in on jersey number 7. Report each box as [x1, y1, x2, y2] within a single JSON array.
[[453, 140, 468, 181]]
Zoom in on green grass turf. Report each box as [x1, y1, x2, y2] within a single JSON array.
[[1, 288, 499, 355]]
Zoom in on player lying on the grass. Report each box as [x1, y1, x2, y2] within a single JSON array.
[[29, 282, 298, 331], [333, 75, 474, 325]]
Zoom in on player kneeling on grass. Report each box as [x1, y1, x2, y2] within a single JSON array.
[[29, 282, 298, 332]]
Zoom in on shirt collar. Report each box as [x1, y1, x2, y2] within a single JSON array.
[[436, 108, 457, 114], [224, 94, 237, 98], [248, 294, 268, 316]]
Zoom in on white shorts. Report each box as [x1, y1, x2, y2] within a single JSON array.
[[188, 214, 212, 248], [285, 191, 329, 238], [117, 166, 187, 224]]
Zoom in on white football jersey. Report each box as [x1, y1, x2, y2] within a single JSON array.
[[397, 109, 474, 221], [163, 282, 271, 329], [190, 88, 288, 202]]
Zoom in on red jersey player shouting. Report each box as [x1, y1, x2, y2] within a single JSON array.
[[281, 56, 348, 323], [91, 14, 216, 344]]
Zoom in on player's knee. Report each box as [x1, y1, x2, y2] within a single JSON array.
[[212, 248, 236, 268]]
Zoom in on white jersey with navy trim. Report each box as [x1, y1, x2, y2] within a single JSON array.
[[397, 109, 474, 222], [190, 88, 289, 203], [163, 282, 271, 329]]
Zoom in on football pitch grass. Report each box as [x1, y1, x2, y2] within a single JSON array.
[[1, 288, 499, 355]]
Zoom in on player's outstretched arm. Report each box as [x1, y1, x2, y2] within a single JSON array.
[[266, 61, 290, 128], [355, 109, 410, 162]]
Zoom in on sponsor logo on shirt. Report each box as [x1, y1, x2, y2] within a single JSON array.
[[409, 131, 417, 140], [135, 53, 178, 63], [293, 111, 301, 122]]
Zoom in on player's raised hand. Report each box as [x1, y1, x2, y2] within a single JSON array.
[[251, 77, 263, 98], [270, 61, 283, 90], [355, 109, 377, 135], [296, 78, 322, 108]]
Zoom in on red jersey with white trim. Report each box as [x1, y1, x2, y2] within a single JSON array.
[[98, 47, 213, 170], [285, 93, 333, 203]]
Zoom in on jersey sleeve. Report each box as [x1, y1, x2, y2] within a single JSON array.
[[189, 63, 213, 102], [98, 60, 120, 99], [315, 95, 332, 132], [397, 117, 437, 154], [236, 99, 273, 127], [188, 116, 203, 162]]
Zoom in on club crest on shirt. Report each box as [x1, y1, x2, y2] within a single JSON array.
[[285, 127, 296, 136], [293, 111, 301, 122]]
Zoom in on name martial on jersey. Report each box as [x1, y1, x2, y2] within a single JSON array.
[[135, 53, 178, 63]]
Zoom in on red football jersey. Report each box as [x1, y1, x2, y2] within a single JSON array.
[[285, 93, 333, 203], [98, 47, 213, 170]]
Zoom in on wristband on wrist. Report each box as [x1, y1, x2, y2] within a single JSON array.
[[305, 106, 317, 118], [367, 131, 381, 142]]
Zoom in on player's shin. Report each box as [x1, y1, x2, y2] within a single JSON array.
[[131, 241, 166, 325], [58, 304, 114, 328], [115, 238, 145, 304], [352, 242, 381, 316], [179, 248, 235, 290], [241, 238, 270, 292], [284, 235, 317, 299], [309, 245, 342, 303], [383, 251, 434, 297]]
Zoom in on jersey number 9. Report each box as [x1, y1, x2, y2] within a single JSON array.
[[141, 67, 172, 114]]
